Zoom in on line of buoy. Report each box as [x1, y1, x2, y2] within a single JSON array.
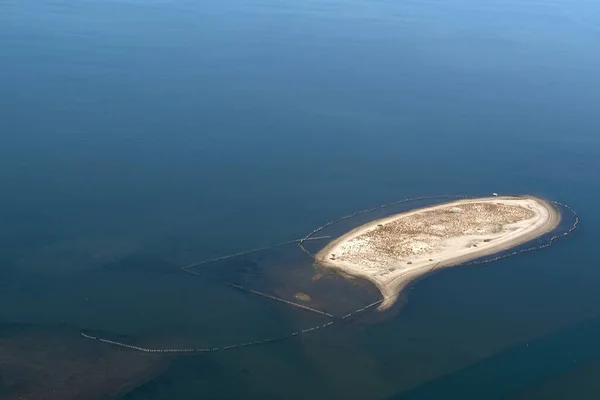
[[180, 236, 331, 274], [224, 282, 334, 318], [80, 320, 335, 354], [181, 268, 200, 276], [340, 299, 384, 320], [247, 289, 334, 318]]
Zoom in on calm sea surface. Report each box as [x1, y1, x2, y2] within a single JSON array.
[[1, 0, 600, 398]]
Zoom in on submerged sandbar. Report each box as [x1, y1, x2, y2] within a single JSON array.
[[315, 196, 560, 310]]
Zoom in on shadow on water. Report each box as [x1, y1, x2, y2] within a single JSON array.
[[0, 322, 168, 400], [388, 314, 600, 400]]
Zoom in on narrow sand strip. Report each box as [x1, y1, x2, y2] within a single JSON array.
[[315, 196, 560, 310]]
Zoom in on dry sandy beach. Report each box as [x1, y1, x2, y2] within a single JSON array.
[[315, 196, 560, 310]]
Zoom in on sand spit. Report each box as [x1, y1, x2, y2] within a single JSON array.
[[315, 196, 560, 310]]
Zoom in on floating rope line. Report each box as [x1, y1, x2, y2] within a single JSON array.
[[80, 320, 335, 354], [340, 299, 384, 320], [224, 282, 334, 318], [180, 236, 331, 274]]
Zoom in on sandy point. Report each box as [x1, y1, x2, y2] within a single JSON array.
[[315, 195, 560, 311]]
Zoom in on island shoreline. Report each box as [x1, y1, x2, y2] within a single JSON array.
[[315, 196, 561, 310]]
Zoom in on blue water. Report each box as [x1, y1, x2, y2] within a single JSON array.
[[1, 0, 600, 398]]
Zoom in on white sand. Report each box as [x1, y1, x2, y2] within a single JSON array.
[[315, 196, 560, 310]]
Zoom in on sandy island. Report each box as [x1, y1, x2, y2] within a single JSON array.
[[315, 196, 560, 310]]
